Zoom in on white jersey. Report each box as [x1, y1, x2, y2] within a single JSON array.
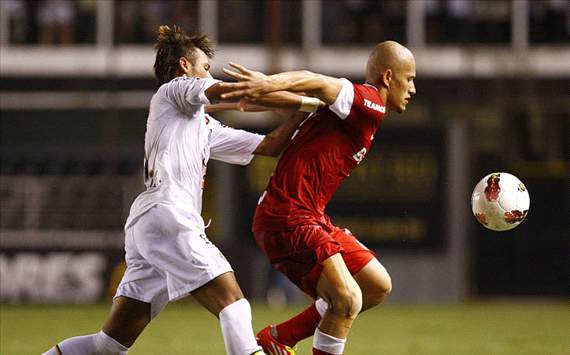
[[125, 76, 264, 231]]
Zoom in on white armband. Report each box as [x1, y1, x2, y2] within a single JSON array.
[[300, 96, 321, 112]]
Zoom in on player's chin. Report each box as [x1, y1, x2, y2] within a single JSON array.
[[396, 105, 406, 114]]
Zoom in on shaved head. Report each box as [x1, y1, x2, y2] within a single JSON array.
[[366, 41, 415, 84], [365, 41, 416, 114]]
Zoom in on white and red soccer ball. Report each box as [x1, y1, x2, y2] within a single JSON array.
[[471, 172, 530, 231]]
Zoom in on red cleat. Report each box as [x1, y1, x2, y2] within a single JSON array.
[[256, 326, 297, 355]]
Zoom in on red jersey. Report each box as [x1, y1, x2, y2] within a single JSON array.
[[253, 79, 386, 232]]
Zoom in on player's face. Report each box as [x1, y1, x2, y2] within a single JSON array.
[[188, 49, 212, 79], [388, 58, 416, 114]]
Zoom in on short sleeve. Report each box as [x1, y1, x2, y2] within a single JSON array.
[[327, 81, 385, 140], [162, 77, 219, 111], [209, 117, 265, 165], [328, 78, 354, 120]]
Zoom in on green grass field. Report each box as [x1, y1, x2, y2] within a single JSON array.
[[1, 300, 568, 355]]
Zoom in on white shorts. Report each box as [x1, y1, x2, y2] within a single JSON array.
[[115, 204, 233, 318]]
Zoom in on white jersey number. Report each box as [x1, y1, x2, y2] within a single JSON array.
[[353, 147, 367, 164]]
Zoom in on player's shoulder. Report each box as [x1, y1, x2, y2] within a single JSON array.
[[328, 79, 385, 119], [353, 82, 385, 114], [166, 75, 212, 89], [160, 76, 198, 90], [353, 82, 380, 96], [160, 76, 220, 99], [338, 78, 375, 92], [172, 75, 209, 84], [156, 77, 199, 105], [335, 78, 380, 102]]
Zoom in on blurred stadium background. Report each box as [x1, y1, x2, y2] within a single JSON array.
[[0, 0, 568, 354]]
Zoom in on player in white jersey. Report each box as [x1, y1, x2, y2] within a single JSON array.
[[42, 25, 321, 355]]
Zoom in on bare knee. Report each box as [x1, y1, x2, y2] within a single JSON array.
[[377, 272, 392, 298], [328, 286, 363, 320], [362, 274, 392, 310], [356, 262, 393, 311], [102, 296, 151, 347], [380, 273, 393, 296]]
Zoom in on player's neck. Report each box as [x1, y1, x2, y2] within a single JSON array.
[[365, 81, 388, 105], [377, 86, 389, 108]]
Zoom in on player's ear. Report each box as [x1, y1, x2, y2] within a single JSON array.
[[381, 69, 392, 88], [179, 57, 190, 75]]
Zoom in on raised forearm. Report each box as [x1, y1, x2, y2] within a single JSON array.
[[205, 102, 269, 112], [207, 92, 323, 114], [266, 71, 325, 93], [262, 71, 342, 105], [253, 91, 303, 109], [253, 111, 309, 157], [234, 91, 323, 111], [220, 67, 344, 105]]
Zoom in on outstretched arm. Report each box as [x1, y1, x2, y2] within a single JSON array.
[[205, 64, 325, 111], [205, 102, 266, 113], [220, 63, 344, 105], [206, 90, 324, 113]]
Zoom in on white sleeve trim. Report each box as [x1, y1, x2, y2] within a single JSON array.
[[328, 78, 354, 120], [186, 77, 220, 105], [198, 90, 212, 105], [198, 86, 212, 105]]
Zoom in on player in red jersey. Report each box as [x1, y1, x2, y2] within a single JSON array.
[[221, 41, 416, 355]]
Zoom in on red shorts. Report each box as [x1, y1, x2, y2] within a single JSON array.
[[253, 224, 375, 299]]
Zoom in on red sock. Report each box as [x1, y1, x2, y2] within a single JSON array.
[[313, 348, 336, 355], [274, 303, 321, 347]]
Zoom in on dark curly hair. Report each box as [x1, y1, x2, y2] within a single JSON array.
[[153, 25, 215, 85]]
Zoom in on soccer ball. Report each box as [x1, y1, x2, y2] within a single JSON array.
[[471, 172, 530, 231]]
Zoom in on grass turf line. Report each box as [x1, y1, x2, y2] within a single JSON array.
[[1, 301, 568, 355]]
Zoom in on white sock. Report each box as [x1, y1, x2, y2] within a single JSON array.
[[315, 298, 329, 317], [41, 331, 128, 355], [313, 328, 346, 355], [219, 298, 263, 355]]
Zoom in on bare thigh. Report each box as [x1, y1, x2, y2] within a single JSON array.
[[191, 271, 244, 317]]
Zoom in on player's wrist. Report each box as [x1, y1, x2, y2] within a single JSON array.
[[266, 77, 283, 94], [299, 96, 320, 112]]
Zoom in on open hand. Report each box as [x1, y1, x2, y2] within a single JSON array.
[[220, 62, 276, 101], [222, 62, 267, 82], [219, 80, 275, 101]]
